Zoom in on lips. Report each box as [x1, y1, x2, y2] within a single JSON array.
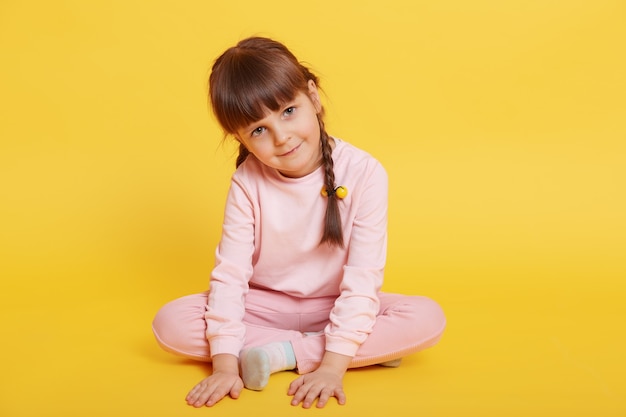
[[279, 143, 301, 156]]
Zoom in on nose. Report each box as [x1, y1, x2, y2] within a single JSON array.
[[273, 124, 290, 146]]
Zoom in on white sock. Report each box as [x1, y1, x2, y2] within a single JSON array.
[[379, 358, 403, 367], [240, 341, 296, 390]]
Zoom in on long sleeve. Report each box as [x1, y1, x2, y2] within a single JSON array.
[[325, 157, 388, 357], [204, 176, 255, 357]]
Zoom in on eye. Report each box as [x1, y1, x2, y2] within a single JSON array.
[[283, 106, 296, 116], [251, 126, 265, 137]]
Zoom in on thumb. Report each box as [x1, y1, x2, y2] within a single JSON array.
[[230, 380, 243, 399]]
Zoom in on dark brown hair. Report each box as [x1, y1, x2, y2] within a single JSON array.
[[208, 37, 343, 247]]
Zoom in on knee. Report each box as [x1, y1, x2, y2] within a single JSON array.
[[151, 294, 208, 359], [415, 296, 446, 335], [152, 300, 186, 351], [395, 296, 447, 338]]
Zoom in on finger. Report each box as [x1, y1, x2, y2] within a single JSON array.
[[192, 389, 213, 408], [334, 387, 347, 405], [205, 389, 227, 407], [187, 381, 203, 398], [186, 382, 206, 405], [316, 388, 332, 408], [190, 382, 224, 408], [229, 380, 243, 399], [302, 386, 323, 409], [287, 376, 305, 395], [290, 384, 310, 406]]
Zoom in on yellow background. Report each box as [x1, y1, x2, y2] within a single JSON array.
[[1, 0, 625, 416]]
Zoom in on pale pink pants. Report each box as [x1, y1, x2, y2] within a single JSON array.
[[152, 288, 446, 374]]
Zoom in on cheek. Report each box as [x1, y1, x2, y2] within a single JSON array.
[[248, 141, 274, 159], [304, 117, 321, 137]]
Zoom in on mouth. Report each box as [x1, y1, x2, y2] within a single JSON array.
[[279, 143, 301, 157]]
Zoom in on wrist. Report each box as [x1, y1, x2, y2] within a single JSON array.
[[318, 351, 352, 376], [211, 353, 239, 374]]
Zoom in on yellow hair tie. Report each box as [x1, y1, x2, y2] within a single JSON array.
[[321, 185, 348, 199]]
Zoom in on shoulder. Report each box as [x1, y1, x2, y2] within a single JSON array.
[[333, 138, 387, 181], [231, 154, 273, 186], [224, 156, 272, 206]]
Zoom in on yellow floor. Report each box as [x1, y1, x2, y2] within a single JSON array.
[[1, 269, 624, 416], [1, 1, 625, 416]]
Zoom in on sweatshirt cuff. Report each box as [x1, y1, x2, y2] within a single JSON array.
[[324, 335, 361, 358], [208, 336, 243, 357]]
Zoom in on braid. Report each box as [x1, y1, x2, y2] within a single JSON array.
[[319, 118, 344, 247], [235, 143, 250, 168]]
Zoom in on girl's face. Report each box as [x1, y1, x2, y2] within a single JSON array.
[[235, 80, 323, 178]]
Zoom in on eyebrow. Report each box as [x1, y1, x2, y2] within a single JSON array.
[[240, 93, 306, 133]]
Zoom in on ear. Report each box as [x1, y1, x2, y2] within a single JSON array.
[[307, 79, 322, 113]]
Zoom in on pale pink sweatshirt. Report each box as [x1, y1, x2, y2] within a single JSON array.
[[205, 139, 388, 358]]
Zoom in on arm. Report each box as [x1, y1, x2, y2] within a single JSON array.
[[205, 175, 256, 357], [289, 160, 389, 408], [326, 160, 388, 356], [187, 174, 256, 406]]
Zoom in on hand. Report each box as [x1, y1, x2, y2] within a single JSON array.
[[288, 368, 346, 408], [186, 371, 243, 407], [287, 351, 351, 408], [185, 354, 243, 407]]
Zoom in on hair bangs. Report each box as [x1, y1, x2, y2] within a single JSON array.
[[211, 52, 307, 134]]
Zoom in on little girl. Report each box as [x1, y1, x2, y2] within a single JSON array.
[[152, 36, 446, 409]]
